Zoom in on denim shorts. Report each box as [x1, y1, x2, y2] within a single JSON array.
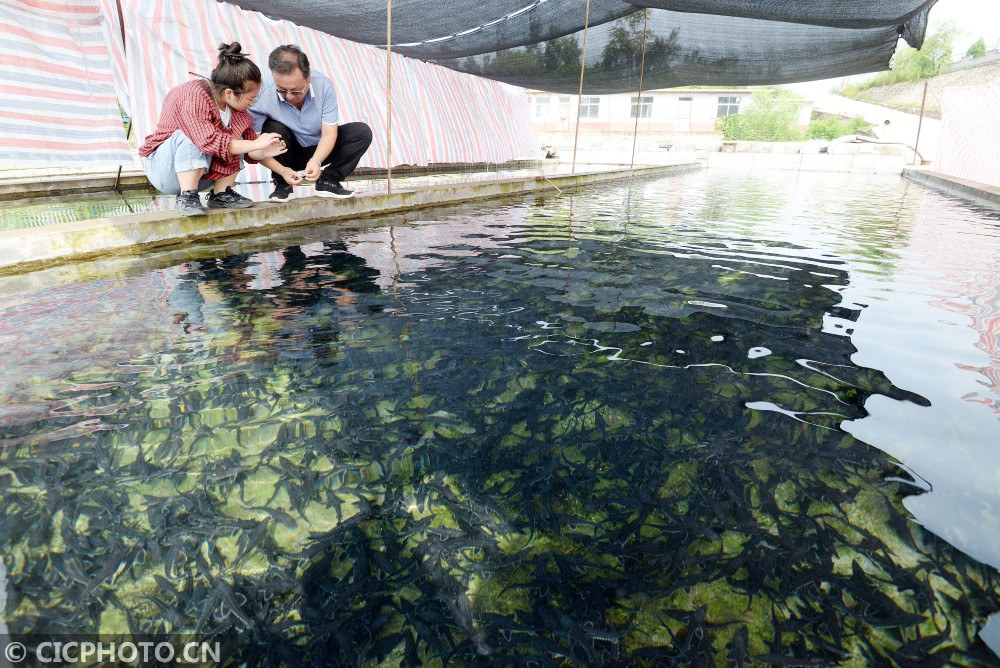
[[142, 129, 213, 195]]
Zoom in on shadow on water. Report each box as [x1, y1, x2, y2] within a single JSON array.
[[1, 171, 999, 665]]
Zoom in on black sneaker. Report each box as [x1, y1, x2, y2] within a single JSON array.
[[315, 178, 354, 199], [207, 187, 253, 209], [269, 180, 294, 202], [175, 190, 205, 216]]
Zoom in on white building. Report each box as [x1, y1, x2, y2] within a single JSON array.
[[528, 88, 810, 134]]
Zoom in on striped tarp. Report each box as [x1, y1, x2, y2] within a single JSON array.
[[937, 81, 1000, 189], [0, 0, 133, 166], [119, 0, 538, 174]]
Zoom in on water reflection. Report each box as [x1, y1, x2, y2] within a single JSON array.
[[0, 171, 999, 664], [843, 188, 1000, 570]]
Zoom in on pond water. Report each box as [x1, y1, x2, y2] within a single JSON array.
[[1, 169, 1000, 666]]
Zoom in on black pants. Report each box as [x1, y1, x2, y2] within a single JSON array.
[[261, 119, 372, 184]]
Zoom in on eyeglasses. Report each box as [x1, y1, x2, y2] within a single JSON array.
[[276, 85, 308, 99], [236, 90, 261, 104]]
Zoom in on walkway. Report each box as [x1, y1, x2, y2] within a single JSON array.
[[0, 163, 700, 273], [813, 94, 941, 163]]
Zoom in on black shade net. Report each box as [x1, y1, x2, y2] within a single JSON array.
[[223, 0, 937, 94], [432, 11, 903, 94], [622, 0, 935, 33], [225, 0, 637, 56]]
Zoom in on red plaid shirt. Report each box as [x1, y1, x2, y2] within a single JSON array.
[[139, 79, 258, 181]]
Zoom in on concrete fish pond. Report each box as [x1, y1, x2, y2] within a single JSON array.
[[1, 169, 1000, 665]]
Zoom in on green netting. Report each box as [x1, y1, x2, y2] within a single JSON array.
[[222, 0, 936, 93]]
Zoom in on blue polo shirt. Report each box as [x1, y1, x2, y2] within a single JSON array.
[[249, 70, 340, 147]]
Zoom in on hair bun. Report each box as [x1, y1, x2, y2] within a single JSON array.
[[210, 40, 261, 92], [218, 42, 247, 62]]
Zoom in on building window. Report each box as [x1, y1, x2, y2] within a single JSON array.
[[534, 96, 550, 118], [717, 96, 741, 117], [631, 96, 653, 119], [579, 96, 601, 118]]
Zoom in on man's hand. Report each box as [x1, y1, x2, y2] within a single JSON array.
[[254, 132, 287, 158], [280, 169, 303, 186], [303, 157, 323, 180]]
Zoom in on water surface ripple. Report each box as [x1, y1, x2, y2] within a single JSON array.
[[1, 170, 1000, 665]]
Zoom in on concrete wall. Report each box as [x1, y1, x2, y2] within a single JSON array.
[[709, 141, 907, 172], [536, 131, 910, 173], [937, 82, 1000, 188], [707, 152, 905, 173], [904, 168, 1000, 211]]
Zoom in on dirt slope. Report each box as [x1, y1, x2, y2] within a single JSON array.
[[851, 60, 1000, 116]]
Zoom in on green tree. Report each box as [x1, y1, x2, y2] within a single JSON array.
[[836, 22, 961, 97], [806, 114, 872, 140], [719, 90, 804, 141], [891, 21, 959, 81], [966, 37, 987, 58]]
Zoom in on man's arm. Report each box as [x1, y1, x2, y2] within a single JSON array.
[[303, 122, 338, 180]]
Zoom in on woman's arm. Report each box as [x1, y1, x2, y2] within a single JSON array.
[[232, 133, 285, 157]]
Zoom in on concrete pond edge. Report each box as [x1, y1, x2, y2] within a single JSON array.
[[903, 169, 1000, 212], [0, 164, 700, 275]]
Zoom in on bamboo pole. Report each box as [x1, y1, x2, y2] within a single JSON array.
[[386, 0, 393, 193], [116, 0, 126, 47], [631, 9, 649, 169], [571, 0, 592, 175], [114, 0, 128, 194], [912, 80, 928, 166]]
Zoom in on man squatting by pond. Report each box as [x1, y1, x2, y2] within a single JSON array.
[[249, 44, 373, 203], [139, 43, 372, 216]]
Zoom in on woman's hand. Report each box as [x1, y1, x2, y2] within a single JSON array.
[[253, 132, 287, 158]]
